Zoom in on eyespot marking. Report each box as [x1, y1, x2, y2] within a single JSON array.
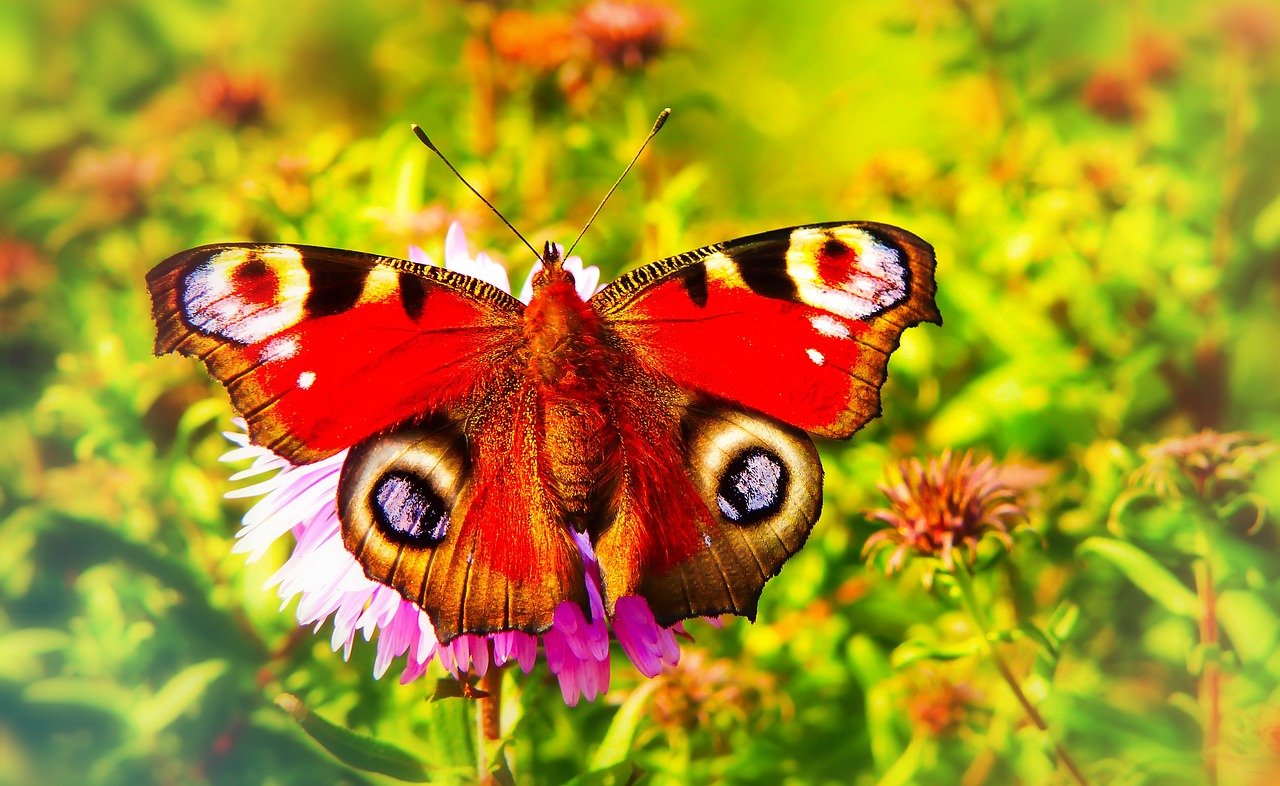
[[716, 447, 788, 526], [786, 227, 908, 320], [372, 471, 449, 545], [181, 246, 309, 344]]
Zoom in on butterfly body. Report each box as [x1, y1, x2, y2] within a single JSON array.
[[149, 222, 940, 642]]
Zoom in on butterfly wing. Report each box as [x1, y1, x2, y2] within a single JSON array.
[[147, 243, 523, 463], [590, 222, 939, 622], [149, 243, 588, 640], [336, 380, 589, 643]]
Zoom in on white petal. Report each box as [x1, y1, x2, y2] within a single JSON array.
[[408, 245, 435, 267], [444, 221, 469, 269]]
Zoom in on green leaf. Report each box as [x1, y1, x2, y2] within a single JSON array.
[[890, 636, 985, 669], [0, 628, 71, 681], [589, 679, 659, 771], [1017, 620, 1059, 660], [276, 693, 434, 782], [1077, 537, 1199, 618], [135, 659, 228, 737], [562, 760, 643, 786]]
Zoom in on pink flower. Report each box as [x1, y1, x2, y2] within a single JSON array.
[[224, 222, 686, 704]]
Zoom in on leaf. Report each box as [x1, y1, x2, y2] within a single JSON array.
[[589, 679, 660, 771], [1017, 620, 1059, 660], [1077, 537, 1199, 618], [562, 761, 643, 786], [276, 693, 433, 782], [0, 628, 71, 681], [134, 659, 228, 737], [890, 637, 985, 669], [1046, 601, 1080, 642], [431, 677, 487, 701]]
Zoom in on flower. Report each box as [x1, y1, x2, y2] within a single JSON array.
[[1136, 430, 1275, 504], [576, 0, 680, 70], [223, 222, 683, 705], [863, 450, 1029, 578], [195, 69, 267, 126], [906, 672, 981, 738], [1081, 69, 1141, 122], [491, 10, 582, 73]]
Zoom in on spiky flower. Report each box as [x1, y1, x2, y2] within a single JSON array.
[[906, 673, 982, 738], [576, 0, 680, 70], [223, 222, 690, 705], [1136, 430, 1274, 504], [864, 450, 1028, 577]]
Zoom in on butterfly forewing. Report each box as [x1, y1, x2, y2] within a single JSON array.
[[593, 221, 940, 439], [147, 243, 524, 463]]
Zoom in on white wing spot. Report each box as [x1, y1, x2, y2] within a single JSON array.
[[297, 371, 316, 389], [806, 348, 825, 365], [703, 533, 712, 547], [810, 314, 850, 339], [261, 336, 299, 363]]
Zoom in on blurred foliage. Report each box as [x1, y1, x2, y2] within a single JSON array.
[[2, 0, 1279, 784]]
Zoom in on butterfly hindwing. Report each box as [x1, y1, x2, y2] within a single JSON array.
[[336, 382, 589, 642], [147, 243, 524, 463]]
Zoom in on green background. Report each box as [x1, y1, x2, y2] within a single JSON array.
[[3, 0, 1279, 784]]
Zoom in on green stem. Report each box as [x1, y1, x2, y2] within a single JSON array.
[[1194, 524, 1221, 786], [952, 567, 1090, 786]]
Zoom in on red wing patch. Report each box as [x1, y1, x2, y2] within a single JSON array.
[[592, 222, 940, 440], [147, 244, 525, 464]]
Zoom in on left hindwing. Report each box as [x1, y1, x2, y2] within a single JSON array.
[[592, 221, 941, 439]]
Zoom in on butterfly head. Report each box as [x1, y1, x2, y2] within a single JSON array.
[[532, 240, 575, 296]]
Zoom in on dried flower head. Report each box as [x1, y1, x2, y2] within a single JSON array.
[[1082, 69, 1141, 122], [864, 450, 1029, 577], [1131, 33, 1181, 83], [576, 0, 679, 69], [1220, 2, 1279, 58], [196, 70, 268, 126], [646, 650, 780, 738], [65, 148, 162, 220], [1136, 430, 1274, 503], [906, 673, 982, 738]]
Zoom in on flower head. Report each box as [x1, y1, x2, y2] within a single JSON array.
[[491, 10, 582, 73], [1136, 430, 1275, 504], [864, 450, 1029, 578], [576, 0, 680, 70], [195, 70, 268, 126], [906, 672, 981, 738], [224, 222, 688, 704]]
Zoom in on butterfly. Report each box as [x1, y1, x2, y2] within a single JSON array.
[[147, 222, 940, 643]]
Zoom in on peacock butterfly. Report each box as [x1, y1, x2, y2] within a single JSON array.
[[148, 221, 939, 644]]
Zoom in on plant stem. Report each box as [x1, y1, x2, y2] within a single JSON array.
[[475, 663, 505, 784], [1195, 533, 1221, 786], [952, 567, 1090, 786]]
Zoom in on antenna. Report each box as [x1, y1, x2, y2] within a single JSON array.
[[565, 108, 671, 258], [411, 124, 542, 263]]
